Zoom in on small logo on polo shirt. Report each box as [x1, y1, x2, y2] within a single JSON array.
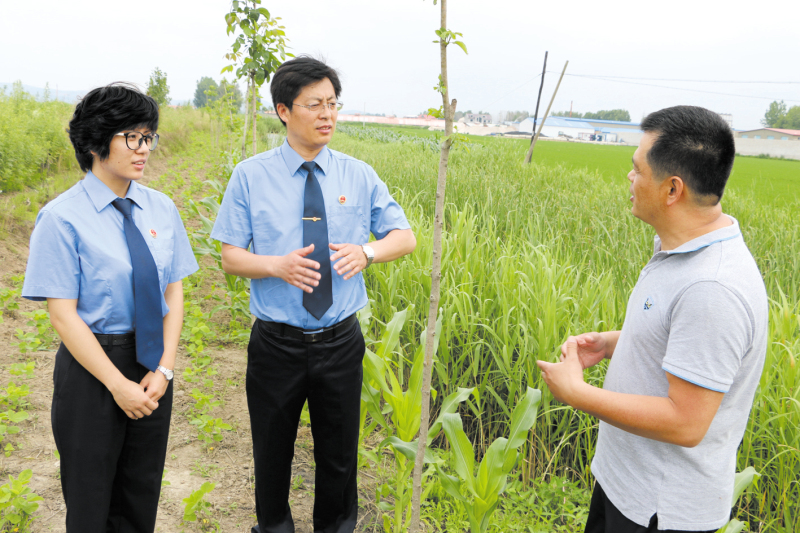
[[643, 297, 654, 310], [149, 229, 157, 238], [338, 195, 346, 205]]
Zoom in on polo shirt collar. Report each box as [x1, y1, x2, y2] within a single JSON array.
[[654, 215, 742, 255], [83, 171, 144, 212], [280, 139, 330, 177]]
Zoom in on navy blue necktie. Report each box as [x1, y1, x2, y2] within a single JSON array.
[[301, 161, 333, 319], [112, 198, 164, 372]]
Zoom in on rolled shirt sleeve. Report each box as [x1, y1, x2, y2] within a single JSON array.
[[211, 166, 253, 249], [22, 210, 81, 301], [662, 281, 753, 393], [368, 168, 411, 240]]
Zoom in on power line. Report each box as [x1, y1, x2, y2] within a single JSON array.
[[559, 73, 800, 103], [561, 73, 800, 84]]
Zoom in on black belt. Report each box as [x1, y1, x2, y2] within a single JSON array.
[[94, 332, 136, 346], [258, 314, 358, 344]]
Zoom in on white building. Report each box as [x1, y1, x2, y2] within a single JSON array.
[[518, 116, 595, 139]]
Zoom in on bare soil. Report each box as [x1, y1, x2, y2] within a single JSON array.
[[0, 155, 383, 532]]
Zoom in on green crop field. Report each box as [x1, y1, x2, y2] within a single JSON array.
[[352, 123, 800, 207], [1, 102, 797, 532]]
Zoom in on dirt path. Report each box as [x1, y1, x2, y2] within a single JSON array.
[[0, 152, 382, 532]]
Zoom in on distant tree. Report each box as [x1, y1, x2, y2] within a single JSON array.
[[217, 79, 243, 111], [146, 67, 171, 107], [552, 110, 584, 118], [774, 105, 800, 129], [194, 77, 219, 108], [501, 110, 530, 122], [582, 109, 630, 121], [762, 100, 787, 127]]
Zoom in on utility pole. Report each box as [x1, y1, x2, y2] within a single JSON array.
[[525, 60, 569, 163], [524, 51, 548, 164]]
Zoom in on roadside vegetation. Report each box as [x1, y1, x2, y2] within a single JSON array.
[[0, 95, 797, 532]]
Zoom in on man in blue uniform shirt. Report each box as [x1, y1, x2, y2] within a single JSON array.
[[211, 56, 416, 533]]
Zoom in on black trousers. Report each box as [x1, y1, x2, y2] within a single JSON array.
[[584, 482, 718, 533], [51, 342, 173, 533], [247, 317, 365, 533]]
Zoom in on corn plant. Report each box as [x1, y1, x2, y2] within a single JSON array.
[[716, 467, 760, 533], [0, 469, 43, 532], [359, 306, 474, 533], [435, 387, 541, 533]]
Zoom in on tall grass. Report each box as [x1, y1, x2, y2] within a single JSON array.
[[0, 82, 76, 193], [329, 130, 800, 530]]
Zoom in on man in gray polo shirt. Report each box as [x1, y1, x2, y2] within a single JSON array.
[[538, 106, 767, 532]]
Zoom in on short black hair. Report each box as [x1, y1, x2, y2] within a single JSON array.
[[270, 56, 342, 126], [641, 106, 735, 204], [68, 83, 159, 172]]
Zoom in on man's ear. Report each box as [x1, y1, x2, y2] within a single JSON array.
[[276, 103, 290, 124], [665, 176, 684, 206]]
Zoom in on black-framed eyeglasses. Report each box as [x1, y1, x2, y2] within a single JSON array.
[[115, 132, 160, 151], [292, 101, 343, 112]]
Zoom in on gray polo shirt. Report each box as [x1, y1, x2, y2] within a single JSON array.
[[591, 216, 767, 531]]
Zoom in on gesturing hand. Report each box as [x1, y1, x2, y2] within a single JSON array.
[[110, 378, 159, 419], [275, 244, 321, 293], [560, 332, 608, 369], [329, 243, 367, 280], [537, 340, 586, 406]]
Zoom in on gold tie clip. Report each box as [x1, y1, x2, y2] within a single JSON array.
[[302, 217, 322, 222]]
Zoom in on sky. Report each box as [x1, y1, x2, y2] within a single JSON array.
[[2, 0, 799, 130]]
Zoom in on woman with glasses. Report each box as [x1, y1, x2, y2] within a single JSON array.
[[22, 83, 198, 532]]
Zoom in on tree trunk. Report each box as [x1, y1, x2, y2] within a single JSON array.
[[242, 78, 250, 160], [410, 0, 455, 530], [252, 76, 258, 156]]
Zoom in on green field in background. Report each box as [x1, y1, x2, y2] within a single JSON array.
[[359, 123, 800, 206]]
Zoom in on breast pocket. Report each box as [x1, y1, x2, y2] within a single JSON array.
[[148, 237, 175, 289], [327, 205, 367, 245]]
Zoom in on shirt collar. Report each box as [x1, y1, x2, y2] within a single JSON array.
[[653, 215, 742, 255], [280, 139, 330, 177], [82, 171, 144, 212]]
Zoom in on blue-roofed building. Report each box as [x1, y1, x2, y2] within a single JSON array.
[[519, 115, 644, 144]]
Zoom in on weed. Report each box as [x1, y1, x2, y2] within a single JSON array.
[[8, 362, 35, 379], [182, 481, 220, 532], [0, 469, 43, 531]]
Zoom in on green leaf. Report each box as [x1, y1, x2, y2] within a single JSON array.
[[376, 306, 411, 361], [379, 436, 441, 464], [475, 437, 509, 500], [441, 413, 476, 494], [434, 463, 468, 502], [453, 40, 469, 55], [716, 519, 747, 533], [505, 387, 541, 450], [427, 387, 474, 443], [731, 466, 760, 506]]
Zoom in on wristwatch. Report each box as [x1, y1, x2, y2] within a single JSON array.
[[156, 365, 174, 381], [361, 244, 375, 268]]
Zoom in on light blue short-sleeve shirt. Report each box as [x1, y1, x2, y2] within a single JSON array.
[[22, 171, 199, 333], [211, 140, 411, 329]]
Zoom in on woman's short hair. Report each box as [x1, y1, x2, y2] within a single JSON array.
[[270, 56, 342, 126], [68, 83, 160, 172]]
